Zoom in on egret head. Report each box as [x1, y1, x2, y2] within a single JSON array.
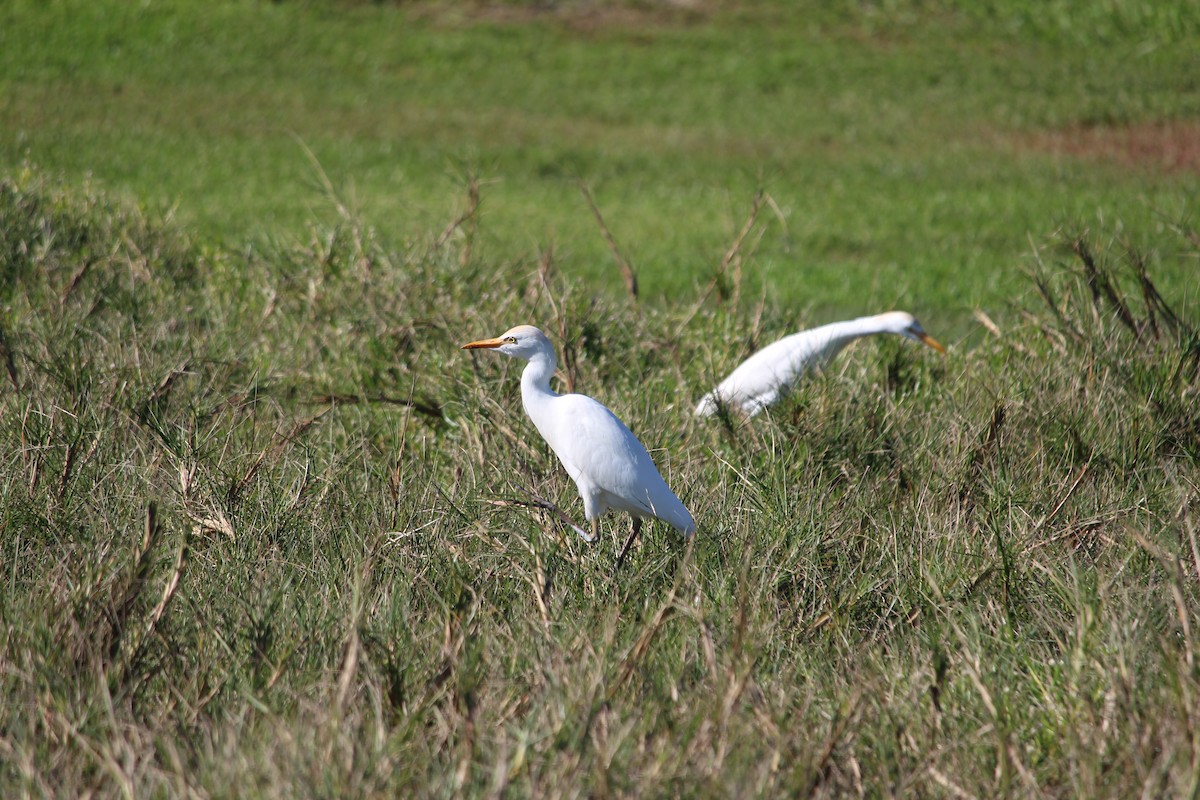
[[461, 324, 553, 360], [875, 311, 946, 353]]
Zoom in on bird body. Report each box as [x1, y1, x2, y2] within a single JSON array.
[[695, 312, 945, 417], [463, 325, 695, 543]]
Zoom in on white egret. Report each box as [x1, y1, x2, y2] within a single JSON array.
[[462, 325, 695, 561], [694, 311, 945, 417]]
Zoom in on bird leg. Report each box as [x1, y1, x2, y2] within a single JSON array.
[[615, 517, 643, 570]]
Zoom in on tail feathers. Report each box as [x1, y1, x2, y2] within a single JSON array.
[[644, 493, 696, 537], [660, 502, 696, 537], [672, 509, 697, 538]]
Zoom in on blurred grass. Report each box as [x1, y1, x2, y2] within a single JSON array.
[[1, 0, 1197, 326]]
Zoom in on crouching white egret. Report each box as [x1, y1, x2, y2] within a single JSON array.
[[695, 311, 945, 417], [462, 325, 695, 562]]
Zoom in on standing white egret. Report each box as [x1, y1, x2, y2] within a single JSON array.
[[694, 311, 945, 417], [462, 325, 695, 561]]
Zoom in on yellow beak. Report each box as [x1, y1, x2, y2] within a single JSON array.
[[916, 332, 946, 354], [461, 337, 504, 350]]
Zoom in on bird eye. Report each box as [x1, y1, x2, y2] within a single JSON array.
[[505, 336, 518, 344]]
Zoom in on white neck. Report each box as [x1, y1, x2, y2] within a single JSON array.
[[520, 348, 559, 416], [828, 315, 891, 337], [799, 317, 878, 360]]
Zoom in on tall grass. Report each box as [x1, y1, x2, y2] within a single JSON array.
[[2, 167, 1199, 796]]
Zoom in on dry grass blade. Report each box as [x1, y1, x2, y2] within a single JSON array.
[[107, 503, 166, 663], [1031, 270, 1078, 339], [1128, 529, 1196, 671], [1027, 463, 1090, 541], [958, 402, 1007, 516], [536, 246, 562, 325], [1074, 237, 1140, 335], [974, 309, 1034, 357], [229, 405, 332, 502], [530, 547, 552, 628], [1185, 504, 1200, 587], [973, 309, 1002, 338], [928, 766, 978, 800], [57, 434, 82, 502], [139, 531, 189, 643], [799, 687, 862, 798], [1129, 249, 1163, 341], [436, 174, 482, 266], [293, 134, 372, 279], [336, 626, 362, 715], [608, 600, 677, 699], [716, 189, 764, 306], [1132, 248, 1194, 340], [1029, 233, 1084, 341], [579, 181, 637, 300], [483, 481, 595, 542], [120, 524, 191, 678], [535, 250, 580, 395], [59, 255, 99, 306], [0, 323, 19, 391], [136, 361, 191, 424], [1180, 223, 1200, 251], [605, 542, 695, 700], [313, 392, 444, 422], [188, 509, 235, 539]]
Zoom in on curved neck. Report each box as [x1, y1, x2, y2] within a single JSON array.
[[794, 316, 890, 366], [520, 349, 559, 401], [819, 316, 891, 344], [832, 315, 886, 335]]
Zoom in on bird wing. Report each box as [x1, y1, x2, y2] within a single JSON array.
[[537, 393, 694, 534]]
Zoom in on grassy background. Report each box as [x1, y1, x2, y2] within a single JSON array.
[[2, 1, 1200, 796], [1, 0, 1197, 327]]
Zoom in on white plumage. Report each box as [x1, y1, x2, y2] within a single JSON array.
[[695, 311, 945, 417], [463, 325, 695, 554]]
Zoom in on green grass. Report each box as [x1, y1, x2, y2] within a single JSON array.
[[3, 159, 1200, 797], [1, 0, 1197, 326], [2, 1, 1200, 795]]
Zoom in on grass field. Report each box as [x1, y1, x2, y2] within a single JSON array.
[[3, 1, 1200, 797], [2, 0, 1197, 324]]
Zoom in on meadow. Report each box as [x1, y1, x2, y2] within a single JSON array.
[[2, 0, 1198, 321], [2, 1, 1200, 797]]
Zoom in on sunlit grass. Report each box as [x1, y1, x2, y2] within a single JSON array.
[[2, 165, 1199, 796], [1, 1, 1199, 793], [1, 0, 1197, 321]]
